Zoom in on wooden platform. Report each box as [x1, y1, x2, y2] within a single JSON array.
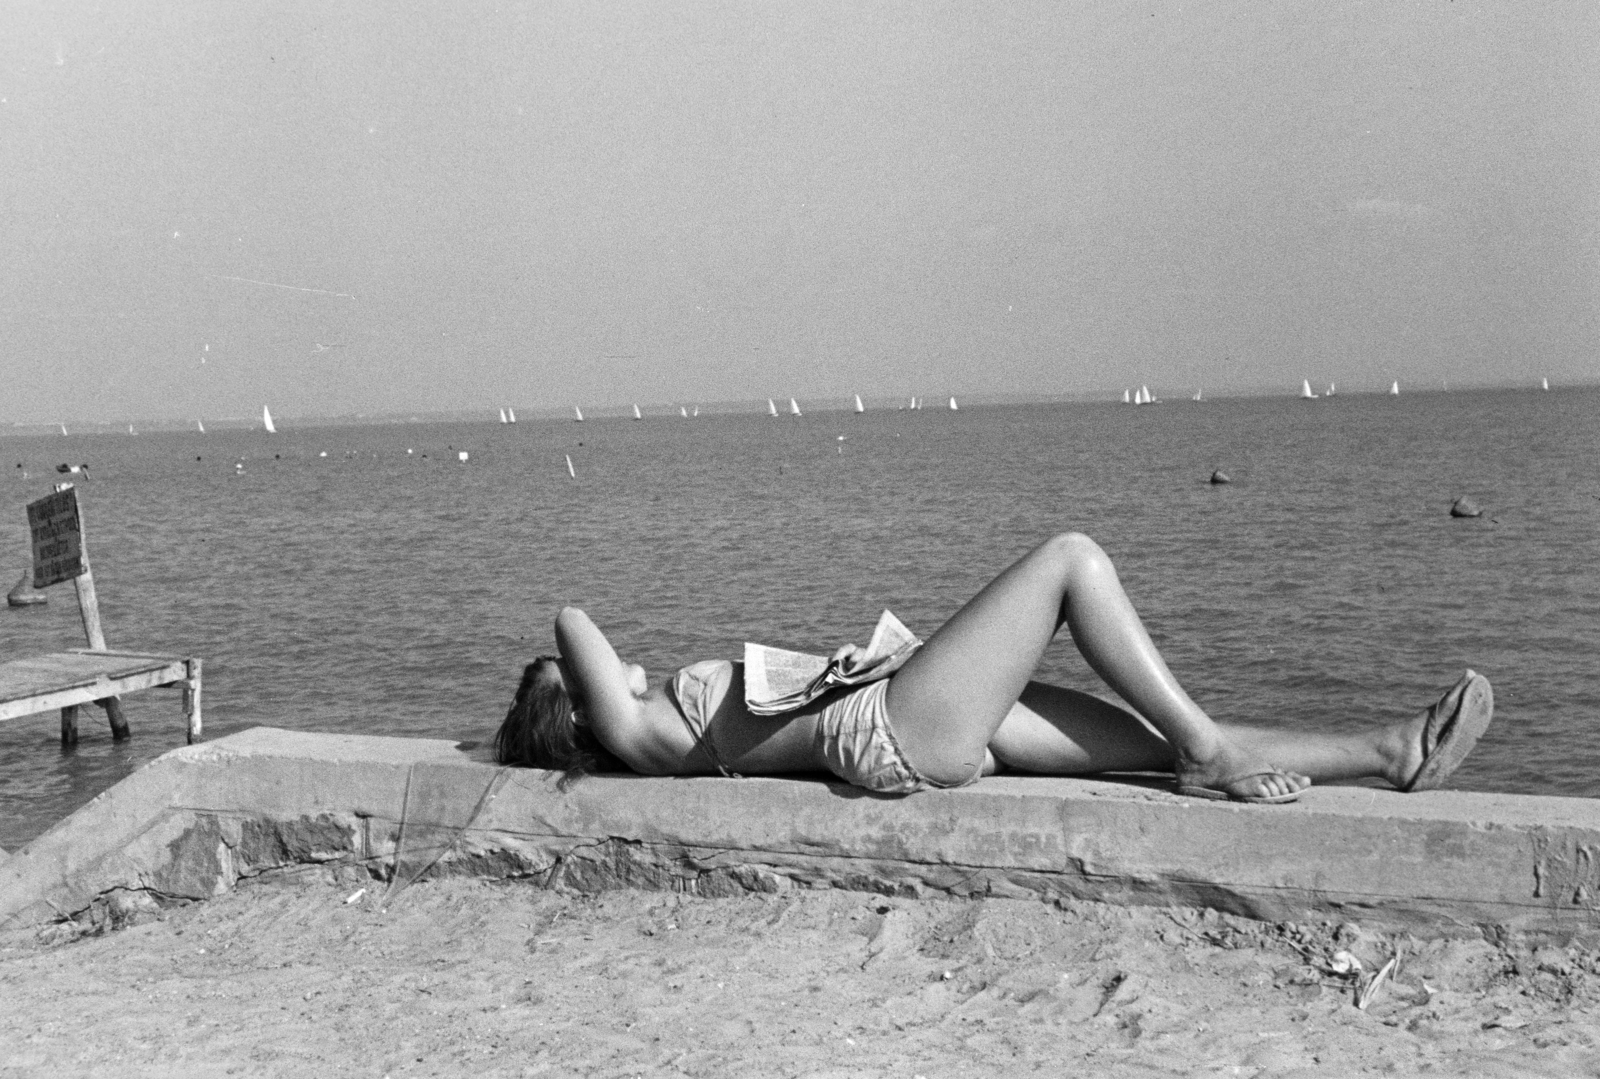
[[0, 650, 201, 744]]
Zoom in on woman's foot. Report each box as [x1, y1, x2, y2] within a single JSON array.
[[1389, 670, 1494, 792], [1175, 742, 1310, 804]]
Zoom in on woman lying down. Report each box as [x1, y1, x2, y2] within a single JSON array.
[[496, 533, 1493, 804]]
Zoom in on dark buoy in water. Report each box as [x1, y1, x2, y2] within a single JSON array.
[[1209, 470, 1232, 484], [1450, 496, 1482, 518], [7, 570, 46, 608]]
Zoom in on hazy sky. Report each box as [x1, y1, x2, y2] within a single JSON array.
[[3, 1, 1595, 422]]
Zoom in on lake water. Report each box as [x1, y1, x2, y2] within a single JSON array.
[[3, 388, 1597, 851]]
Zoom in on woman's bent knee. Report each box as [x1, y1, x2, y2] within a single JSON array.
[[1035, 532, 1112, 578]]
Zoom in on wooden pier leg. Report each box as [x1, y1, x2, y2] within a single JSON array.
[[184, 658, 203, 744], [61, 704, 79, 746], [99, 697, 131, 740]]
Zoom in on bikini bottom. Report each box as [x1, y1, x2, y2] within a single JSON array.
[[814, 679, 980, 796]]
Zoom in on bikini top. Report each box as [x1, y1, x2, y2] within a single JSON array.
[[667, 660, 742, 777]]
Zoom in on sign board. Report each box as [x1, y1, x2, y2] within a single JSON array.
[[28, 487, 85, 588]]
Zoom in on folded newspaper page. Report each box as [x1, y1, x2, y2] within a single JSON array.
[[743, 610, 921, 715]]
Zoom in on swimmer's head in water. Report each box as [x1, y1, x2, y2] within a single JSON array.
[[494, 656, 619, 783]]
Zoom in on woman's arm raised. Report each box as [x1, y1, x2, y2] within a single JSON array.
[[554, 607, 647, 739]]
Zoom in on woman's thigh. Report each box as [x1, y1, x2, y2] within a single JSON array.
[[988, 682, 1174, 774], [885, 535, 1094, 783]]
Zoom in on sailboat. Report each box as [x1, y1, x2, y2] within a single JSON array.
[[128, 424, 136, 435], [499, 408, 508, 424], [262, 405, 277, 433], [948, 396, 959, 411], [573, 405, 584, 422], [196, 419, 205, 433], [767, 398, 778, 417], [1192, 389, 1202, 402], [632, 404, 642, 420], [1122, 389, 1131, 404], [680, 406, 689, 418], [1326, 383, 1336, 397], [1390, 380, 1400, 396], [60, 424, 68, 436], [692, 405, 698, 417], [854, 394, 865, 414], [1133, 385, 1155, 405], [1542, 377, 1550, 391], [1300, 379, 1319, 399], [789, 397, 802, 417], [507, 407, 516, 423]]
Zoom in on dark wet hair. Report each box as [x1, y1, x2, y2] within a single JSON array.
[[495, 657, 622, 786]]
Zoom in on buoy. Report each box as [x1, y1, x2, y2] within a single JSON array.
[[1209, 470, 1232, 484], [1450, 496, 1482, 518], [7, 571, 47, 607]]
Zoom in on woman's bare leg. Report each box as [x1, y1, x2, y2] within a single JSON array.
[[988, 681, 1429, 787], [886, 532, 1307, 797]]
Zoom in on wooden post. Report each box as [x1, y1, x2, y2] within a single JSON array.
[[60, 704, 79, 746], [62, 497, 131, 741], [183, 658, 203, 744], [72, 564, 108, 651]]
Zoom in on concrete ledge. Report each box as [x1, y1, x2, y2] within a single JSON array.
[[4, 727, 1600, 940]]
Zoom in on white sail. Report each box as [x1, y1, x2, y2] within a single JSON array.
[[1122, 389, 1131, 404], [680, 406, 689, 418], [767, 398, 778, 417], [692, 405, 698, 417], [128, 424, 136, 435], [854, 394, 865, 413], [789, 397, 802, 417], [565, 454, 575, 478], [574, 405, 584, 422], [263, 405, 277, 433], [197, 419, 205, 433], [1192, 389, 1202, 401], [60, 424, 68, 436], [632, 403, 642, 420], [1301, 379, 1318, 399], [508, 407, 516, 423], [1390, 380, 1399, 395], [949, 396, 958, 410], [1542, 378, 1550, 391]]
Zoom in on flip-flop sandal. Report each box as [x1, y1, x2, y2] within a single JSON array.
[[1175, 772, 1303, 805], [1402, 669, 1494, 793]]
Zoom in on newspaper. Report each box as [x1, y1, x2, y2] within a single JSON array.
[[742, 610, 921, 715]]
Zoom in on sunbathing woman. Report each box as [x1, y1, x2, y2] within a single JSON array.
[[497, 532, 1493, 802]]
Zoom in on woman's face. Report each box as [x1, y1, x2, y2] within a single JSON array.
[[624, 662, 648, 697], [549, 658, 648, 705]]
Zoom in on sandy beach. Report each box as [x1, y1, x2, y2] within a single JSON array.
[[2, 867, 1597, 1078]]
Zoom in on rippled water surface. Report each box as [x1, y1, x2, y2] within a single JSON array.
[[3, 388, 1597, 849]]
